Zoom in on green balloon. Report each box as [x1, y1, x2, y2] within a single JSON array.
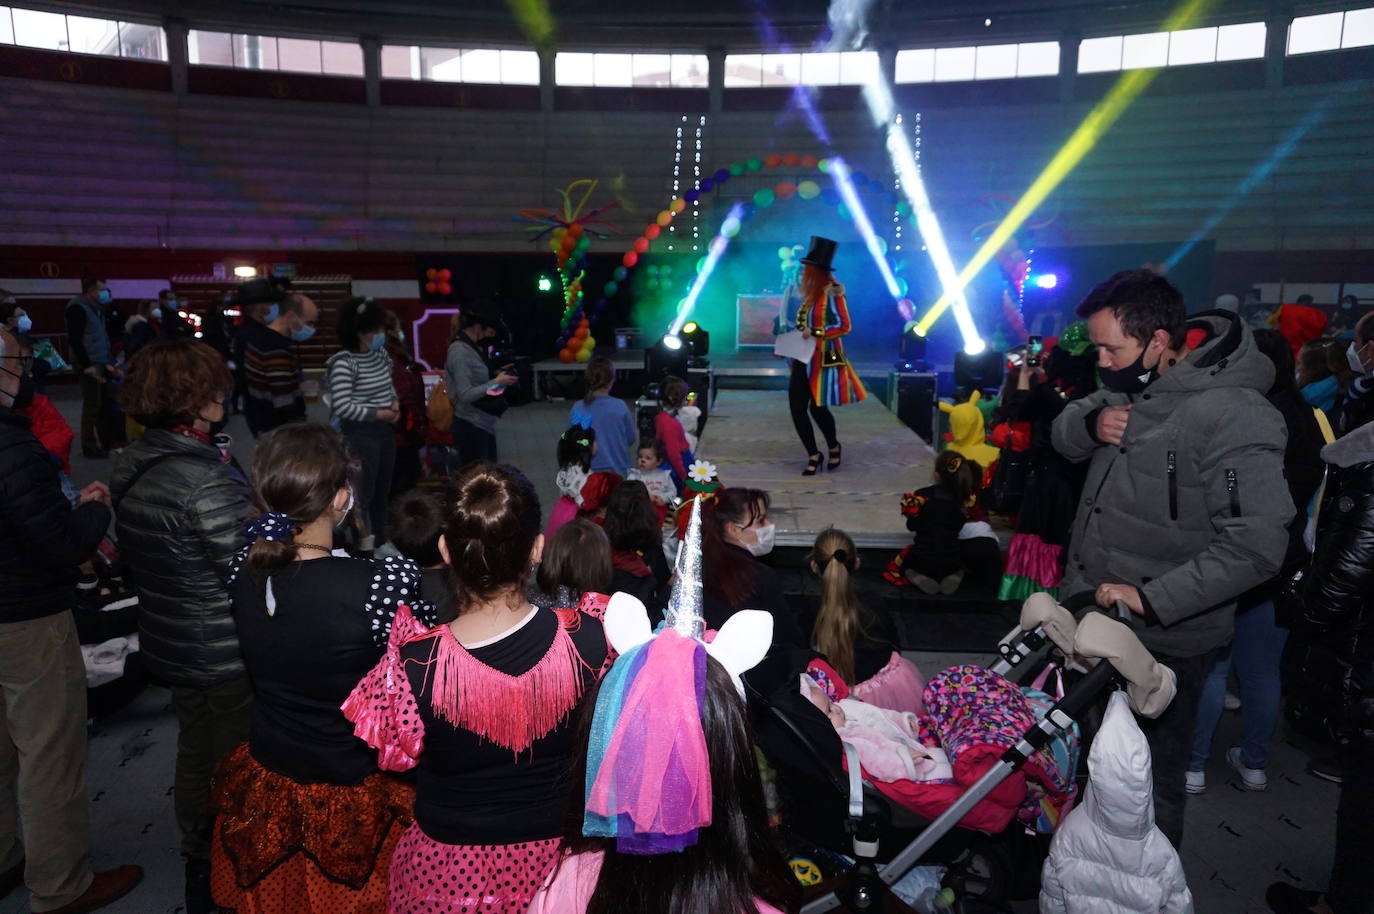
[[604, 281, 618, 296], [746, 157, 762, 171], [753, 188, 775, 208], [729, 162, 746, 176]]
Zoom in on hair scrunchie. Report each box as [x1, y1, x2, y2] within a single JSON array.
[[831, 548, 849, 564], [244, 512, 293, 544]]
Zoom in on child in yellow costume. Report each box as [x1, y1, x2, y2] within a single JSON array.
[[939, 391, 999, 482]]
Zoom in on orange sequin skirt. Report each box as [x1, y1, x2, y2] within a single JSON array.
[[210, 743, 414, 914]]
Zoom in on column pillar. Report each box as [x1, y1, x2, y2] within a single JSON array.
[[164, 17, 188, 95], [361, 35, 381, 107]]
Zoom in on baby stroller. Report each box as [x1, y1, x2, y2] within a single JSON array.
[[749, 593, 1178, 913]]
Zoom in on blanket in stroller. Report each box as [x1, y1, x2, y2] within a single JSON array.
[[859, 665, 1078, 834]]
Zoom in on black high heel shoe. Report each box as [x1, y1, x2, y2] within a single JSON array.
[[802, 452, 822, 476], [827, 442, 843, 471]]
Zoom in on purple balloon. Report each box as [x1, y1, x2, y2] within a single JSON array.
[[699, 178, 715, 193], [713, 168, 730, 183], [684, 188, 700, 203]]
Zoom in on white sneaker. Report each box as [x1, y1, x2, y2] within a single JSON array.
[[1226, 747, 1267, 791], [1223, 692, 1242, 711], [1185, 770, 1206, 795]]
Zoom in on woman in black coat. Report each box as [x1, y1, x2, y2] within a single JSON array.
[[1267, 419, 1374, 914], [111, 339, 253, 914]]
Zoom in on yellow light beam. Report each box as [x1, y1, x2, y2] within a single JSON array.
[[915, 0, 1216, 335]]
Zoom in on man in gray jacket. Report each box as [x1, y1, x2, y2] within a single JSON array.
[[1052, 269, 1292, 850], [444, 302, 516, 466]]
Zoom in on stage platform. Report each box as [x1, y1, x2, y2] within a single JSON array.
[[695, 388, 935, 550], [532, 348, 910, 403]]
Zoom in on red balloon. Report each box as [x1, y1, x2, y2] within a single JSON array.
[[425, 281, 438, 294], [633, 237, 649, 254], [558, 348, 575, 363], [775, 181, 797, 200], [622, 251, 638, 268], [438, 282, 452, 295], [764, 154, 782, 168], [568, 222, 584, 238], [574, 327, 588, 340], [645, 224, 661, 240], [800, 155, 818, 169], [579, 319, 590, 329], [562, 235, 577, 251], [438, 268, 452, 281], [782, 153, 800, 167]]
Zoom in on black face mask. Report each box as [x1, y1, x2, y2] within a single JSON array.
[[1097, 345, 1160, 394], [1, 367, 35, 410]]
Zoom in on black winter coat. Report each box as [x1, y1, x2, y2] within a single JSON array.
[[0, 407, 110, 623], [1300, 423, 1374, 758], [111, 428, 252, 687]]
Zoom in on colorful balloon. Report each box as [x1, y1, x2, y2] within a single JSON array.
[[670, 198, 687, 214], [425, 268, 438, 281], [633, 237, 649, 254], [425, 281, 438, 294], [559, 348, 575, 363], [753, 188, 775, 208], [645, 224, 661, 240], [797, 180, 821, 200], [782, 153, 800, 167], [775, 181, 796, 200], [438, 282, 452, 295], [713, 168, 730, 183], [613, 266, 629, 282], [623, 252, 638, 268], [582, 336, 596, 350], [656, 211, 672, 227], [764, 154, 782, 168], [800, 155, 818, 169], [699, 179, 714, 192], [574, 349, 592, 363], [568, 222, 584, 238]]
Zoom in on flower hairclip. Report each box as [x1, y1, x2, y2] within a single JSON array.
[[687, 461, 717, 484]]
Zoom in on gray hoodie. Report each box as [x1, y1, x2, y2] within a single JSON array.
[[1052, 311, 1293, 658]]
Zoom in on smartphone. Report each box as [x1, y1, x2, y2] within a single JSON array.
[[1027, 335, 1044, 367]]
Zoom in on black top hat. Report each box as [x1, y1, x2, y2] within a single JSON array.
[[799, 236, 838, 271]]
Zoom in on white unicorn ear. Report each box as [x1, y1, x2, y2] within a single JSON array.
[[604, 592, 654, 655], [705, 610, 774, 696]]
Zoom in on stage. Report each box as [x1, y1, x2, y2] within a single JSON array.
[[694, 388, 935, 549]]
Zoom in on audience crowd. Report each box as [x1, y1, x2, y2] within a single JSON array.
[[0, 273, 1371, 914]]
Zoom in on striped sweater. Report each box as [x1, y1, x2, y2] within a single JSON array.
[[325, 349, 396, 423]]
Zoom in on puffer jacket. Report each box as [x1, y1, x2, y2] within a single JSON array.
[[1040, 691, 1193, 914], [111, 428, 252, 687], [0, 406, 110, 623], [1299, 420, 1374, 758], [1052, 311, 1292, 658]]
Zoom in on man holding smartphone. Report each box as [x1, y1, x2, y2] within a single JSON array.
[[444, 301, 515, 465]]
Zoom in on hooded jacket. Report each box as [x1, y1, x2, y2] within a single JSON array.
[[111, 428, 252, 687], [1040, 691, 1193, 914], [1052, 312, 1292, 658], [1299, 419, 1374, 757]]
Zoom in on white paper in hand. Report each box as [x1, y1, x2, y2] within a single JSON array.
[[774, 330, 816, 362]]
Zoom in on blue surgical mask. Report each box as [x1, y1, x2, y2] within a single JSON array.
[[263, 304, 280, 324], [97, 289, 112, 305], [16, 313, 32, 334], [291, 324, 316, 343], [367, 333, 385, 353]]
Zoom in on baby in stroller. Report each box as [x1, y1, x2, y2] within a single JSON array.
[[800, 671, 952, 785]]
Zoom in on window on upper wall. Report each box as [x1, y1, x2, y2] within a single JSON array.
[[722, 50, 880, 86], [187, 29, 363, 76], [1078, 22, 1267, 72], [554, 51, 708, 87], [1288, 6, 1374, 53], [0, 6, 166, 59], [380, 46, 540, 84], [894, 41, 1060, 83]]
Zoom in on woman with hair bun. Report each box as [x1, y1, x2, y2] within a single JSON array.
[[345, 462, 612, 914], [210, 422, 436, 914]]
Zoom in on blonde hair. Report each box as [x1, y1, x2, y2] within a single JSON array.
[[808, 527, 864, 685]]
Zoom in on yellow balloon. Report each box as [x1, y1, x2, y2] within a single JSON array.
[[797, 180, 821, 200], [656, 211, 672, 227], [670, 198, 686, 214], [574, 348, 592, 362], [582, 336, 596, 350]]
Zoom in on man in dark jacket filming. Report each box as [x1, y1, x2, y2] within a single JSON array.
[[0, 326, 142, 913], [1052, 270, 1293, 850]]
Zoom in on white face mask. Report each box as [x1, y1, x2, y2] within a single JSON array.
[[744, 521, 777, 557], [1348, 341, 1369, 377]]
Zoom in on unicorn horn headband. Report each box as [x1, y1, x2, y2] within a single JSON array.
[[584, 497, 773, 854]]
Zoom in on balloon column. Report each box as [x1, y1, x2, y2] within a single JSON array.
[[517, 179, 622, 362], [971, 193, 1066, 342], [423, 267, 452, 296]]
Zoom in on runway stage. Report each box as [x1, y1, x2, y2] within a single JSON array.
[[694, 388, 935, 549]]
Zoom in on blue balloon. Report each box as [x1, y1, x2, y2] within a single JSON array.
[[713, 168, 730, 183], [613, 266, 629, 281], [699, 178, 715, 193], [684, 188, 700, 203]]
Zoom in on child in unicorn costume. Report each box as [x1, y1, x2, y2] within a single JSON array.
[[529, 499, 798, 913]]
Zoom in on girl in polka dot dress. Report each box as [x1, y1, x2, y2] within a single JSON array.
[[211, 423, 438, 914], [345, 462, 612, 914]]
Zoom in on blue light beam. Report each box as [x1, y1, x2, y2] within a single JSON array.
[[668, 203, 746, 338]]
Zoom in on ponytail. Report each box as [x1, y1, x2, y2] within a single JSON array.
[[808, 528, 863, 685]]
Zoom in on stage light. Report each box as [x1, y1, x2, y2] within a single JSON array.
[[964, 338, 987, 355], [662, 334, 683, 351], [233, 265, 257, 278], [915, 0, 1218, 337], [537, 275, 553, 292], [828, 158, 904, 301], [682, 321, 698, 334], [667, 202, 744, 339], [679, 321, 710, 358], [861, 73, 982, 352], [1033, 273, 1059, 290]]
